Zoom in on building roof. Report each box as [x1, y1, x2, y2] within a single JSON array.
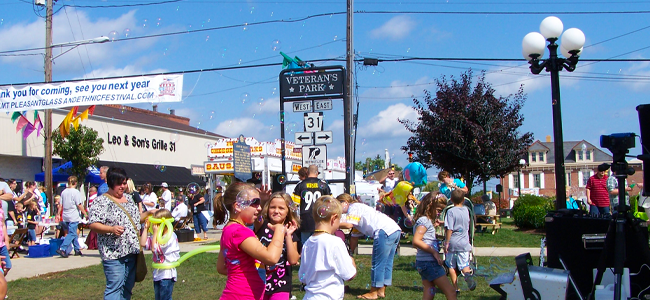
[[56, 105, 226, 138], [533, 140, 613, 164], [528, 141, 550, 151]]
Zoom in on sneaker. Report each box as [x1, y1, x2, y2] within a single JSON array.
[[56, 249, 68, 258], [74, 251, 83, 256], [456, 290, 460, 296], [465, 274, 477, 291]]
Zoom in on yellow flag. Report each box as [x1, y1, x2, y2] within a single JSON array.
[[78, 109, 89, 121], [72, 117, 80, 130]]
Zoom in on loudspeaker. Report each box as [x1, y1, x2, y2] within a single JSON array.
[[546, 211, 650, 300], [496, 184, 503, 193]]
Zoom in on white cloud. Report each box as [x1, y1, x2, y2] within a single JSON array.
[[621, 60, 650, 91], [173, 107, 200, 122], [483, 65, 548, 96], [370, 16, 416, 41], [252, 96, 280, 115], [214, 118, 275, 141], [0, 9, 159, 76], [79, 65, 168, 79], [358, 103, 417, 138]]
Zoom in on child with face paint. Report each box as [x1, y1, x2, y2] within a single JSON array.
[[214, 183, 293, 300], [254, 192, 300, 300]]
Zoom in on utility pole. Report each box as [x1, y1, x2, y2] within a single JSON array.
[[345, 0, 355, 194], [44, 0, 54, 211]]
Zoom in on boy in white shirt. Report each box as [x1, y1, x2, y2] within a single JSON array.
[[299, 196, 356, 300], [140, 209, 180, 300]]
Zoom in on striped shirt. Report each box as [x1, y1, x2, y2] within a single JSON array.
[[586, 175, 609, 207]]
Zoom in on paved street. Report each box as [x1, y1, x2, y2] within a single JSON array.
[[6, 230, 545, 282]]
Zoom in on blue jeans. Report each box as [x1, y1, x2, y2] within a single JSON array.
[[0, 246, 12, 270], [102, 253, 137, 300], [193, 212, 208, 234], [60, 222, 80, 252], [301, 231, 314, 245], [371, 229, 400, 287], [416, 260, 446, 281], [154, 279, 175, 300], [589, 205, 610, 217], [27, 229, 37, 242]]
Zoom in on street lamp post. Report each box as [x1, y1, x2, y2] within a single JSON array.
[[518, 158, 526, 198], [522, 16, 585, 210]]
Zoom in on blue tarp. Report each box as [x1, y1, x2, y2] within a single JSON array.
[[34, 162, 103, 184]]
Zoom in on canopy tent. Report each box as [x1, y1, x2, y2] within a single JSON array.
[[34, 162, 104, 184], [98, 161, 205, 187]]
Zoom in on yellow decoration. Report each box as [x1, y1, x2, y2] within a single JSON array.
[[152, 245, 221, 269], [148, 216, 175, 246]]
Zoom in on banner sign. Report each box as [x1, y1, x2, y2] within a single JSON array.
[[0, 74, 183, 112], [280, 68, 344, 100]]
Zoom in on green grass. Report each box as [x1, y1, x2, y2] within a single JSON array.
[[473, 218, 545, 248], [8, 254, 516, 300]]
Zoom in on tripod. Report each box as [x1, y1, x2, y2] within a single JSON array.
[[590, 151, 650, 300]]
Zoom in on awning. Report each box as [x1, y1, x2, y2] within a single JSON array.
[[98, 161, 205, 187]]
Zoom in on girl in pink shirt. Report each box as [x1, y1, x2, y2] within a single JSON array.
[[213, 183, 289, 300]]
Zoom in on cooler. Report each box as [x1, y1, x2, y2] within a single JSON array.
[[48, 238, 64, 256], [175, 229, 194, 243], [28, 244, 51, 258]]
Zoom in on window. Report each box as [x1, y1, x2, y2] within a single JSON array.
[[566, 172, 571, 186], [539, 152, 544, 162], [581, 170, 590, 186], [531, 152, 537, 162], [514, 175, 520, 190], [578, 150, 583, 160], [586, 150, 591, 160], [533, 174, 541, 188]]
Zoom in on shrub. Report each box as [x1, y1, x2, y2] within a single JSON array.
[[512, 195, 554, 229]]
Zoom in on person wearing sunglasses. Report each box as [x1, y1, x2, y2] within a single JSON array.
[[379, 170, 398, 194]]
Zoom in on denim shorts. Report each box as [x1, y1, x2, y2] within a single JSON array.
[[416, 260, 446, 281], [27, 229, 37, 242], [0, 246, 11, 270]]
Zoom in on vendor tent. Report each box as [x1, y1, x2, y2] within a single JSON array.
[[35, 162, 104, 184]]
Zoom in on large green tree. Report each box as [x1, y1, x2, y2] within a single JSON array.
[[399, 70, 534, 193], [52, 125, 105, 182]]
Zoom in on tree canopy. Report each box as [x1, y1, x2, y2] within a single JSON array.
[[52, 125, 105, 182], [355, 154, 403, 173], [399, 70, 534, 192]]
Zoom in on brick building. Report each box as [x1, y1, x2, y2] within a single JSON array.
[[498, 136, 644, 208]]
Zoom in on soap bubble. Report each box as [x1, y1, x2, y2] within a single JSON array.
[[219, 47, 227, 58], [120, 106, 126, 114], [258, 97, 265, 106], [333, 35, 338, 41], [269, 124, 274, 131], [278, 111, 284, 123], [108, 31, 119, 41], [271, 87, 277, 96], [252, 113, 256, 119], [205, 35, 210, 42], [240, 92, 250, 104], [158, 165, 166, 172], [187, 182, 201, 195], [277, 175, 287, 185], [270, 40, 281, 51], [156, 17, 162, 27], [154, 161, 161, 169], [406, 48, 411, 53], [186, 24, 193, 33], [170, 132, 180, 142], [142, 19, 148, 27], [242, 23, 248, 31], [123, 28, 131, 38], [286, 122, 297, 134]]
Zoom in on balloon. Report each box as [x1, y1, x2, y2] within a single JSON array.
[[403, 162, 428, 187], [390, 181, 414, 206], [148, 216, 174, 245], [152, 245, 221, 269]]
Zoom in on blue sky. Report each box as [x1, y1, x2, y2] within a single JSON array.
[[1, 0, 649, 190]]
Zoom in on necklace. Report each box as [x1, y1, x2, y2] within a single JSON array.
[[313, 229, 330, 235], [228, 218, 245, 226]]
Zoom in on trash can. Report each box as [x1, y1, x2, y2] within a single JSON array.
[[49, 238, 64, 256]]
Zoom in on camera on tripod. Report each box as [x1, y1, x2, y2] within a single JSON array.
[[600, 133, 635, 160]]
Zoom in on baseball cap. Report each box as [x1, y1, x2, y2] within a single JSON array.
[[161, 182, 169, 187]]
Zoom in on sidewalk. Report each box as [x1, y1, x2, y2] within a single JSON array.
[[6, 230, 544, 282]]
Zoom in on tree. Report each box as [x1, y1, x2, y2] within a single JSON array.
[[52, 125, 105, 183], [399, 70, 534, 193], [355, 154, 403, 173]]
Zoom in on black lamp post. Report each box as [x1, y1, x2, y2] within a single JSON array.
[[522, 16, 585, 210]]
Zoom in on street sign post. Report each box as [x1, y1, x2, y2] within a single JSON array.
[[314, 99, 333, 111], [292, 101, 312, 112], [303, 112, 324, 132], [302, 145, 327, 171], [294, 132, 314, 145], [314, 131, 333, 144]]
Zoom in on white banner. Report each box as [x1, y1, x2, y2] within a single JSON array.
[[0, 74, 183, 112]]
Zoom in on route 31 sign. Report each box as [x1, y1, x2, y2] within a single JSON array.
[[304, 112, 323, 132]]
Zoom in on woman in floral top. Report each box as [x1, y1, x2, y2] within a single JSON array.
[[89, 167, 149, 300]]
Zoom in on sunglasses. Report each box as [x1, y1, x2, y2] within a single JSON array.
[[388, 173, 395, 175], [236, 189, 262, 208]]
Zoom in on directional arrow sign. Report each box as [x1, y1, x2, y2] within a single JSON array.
[[294, 132, 314, 145], [314, 131, 333, 144]]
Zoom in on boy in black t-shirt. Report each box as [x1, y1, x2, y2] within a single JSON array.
[[25, 201, 39, 246], [291, 165, 331, 244]]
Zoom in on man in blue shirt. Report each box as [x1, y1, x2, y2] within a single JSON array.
[[97, 166, 109, 196], [438, 171, 468, 199]]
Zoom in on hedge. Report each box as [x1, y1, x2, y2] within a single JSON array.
[[512, 195, 554, 229]]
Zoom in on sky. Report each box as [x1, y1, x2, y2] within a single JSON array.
[[1, 0, 650, 191]]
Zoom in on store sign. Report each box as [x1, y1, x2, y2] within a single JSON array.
[[232, 135, 253, 182], [204, 161, 234, 173], [0, 74, 183, 112], [106, 132, 177, 152], [291, 163, 302, 173], [191, 164, 205, 176]]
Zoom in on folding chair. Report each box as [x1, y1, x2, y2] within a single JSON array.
[[8, 228, 28, 258], [173, 215, 192, 230]]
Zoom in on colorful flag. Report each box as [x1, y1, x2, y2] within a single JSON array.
[[72, 117, 80, 130], [77, 109, 89, 121], [36, 118, 44, 137], [15, 115, 29, 133], [10, 112, 22, 123], [87, 105, 96, 115], [22, 122, 35, 139]]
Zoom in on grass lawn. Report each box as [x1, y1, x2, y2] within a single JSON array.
[[8, 253, 517, 300]]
